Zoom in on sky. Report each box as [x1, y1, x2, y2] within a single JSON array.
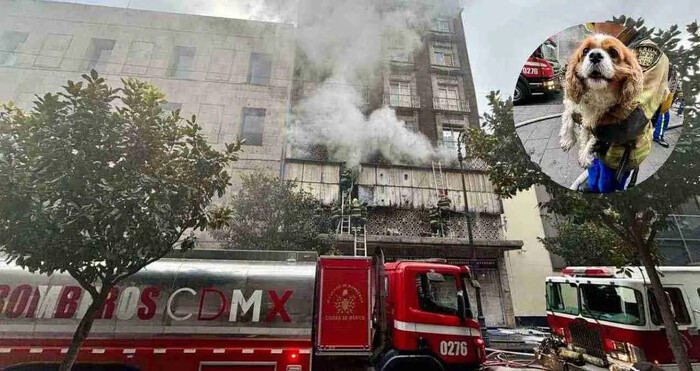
[[49, 0, 699, 116]]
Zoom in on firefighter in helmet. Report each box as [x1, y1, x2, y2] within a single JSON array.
[[576, 22, 673, 192]]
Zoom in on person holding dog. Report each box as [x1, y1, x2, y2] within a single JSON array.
[[577, 22, 672, 193]]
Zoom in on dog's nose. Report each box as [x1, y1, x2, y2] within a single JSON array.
[[589, 51, 603, 64]]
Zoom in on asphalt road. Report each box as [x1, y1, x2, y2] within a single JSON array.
[[514, 94, 683, 189]]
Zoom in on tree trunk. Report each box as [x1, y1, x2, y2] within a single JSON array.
[[58, 287, 111, 371], [638, 242, 692, 371]]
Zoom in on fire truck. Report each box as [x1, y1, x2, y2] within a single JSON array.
[[0, 253, 486, 371], [539, 266, 700, 371], [514, 38, 562, 105]]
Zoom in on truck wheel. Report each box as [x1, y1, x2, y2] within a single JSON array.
[[514, 79, 530, 105], [376, 351, 445, 371]]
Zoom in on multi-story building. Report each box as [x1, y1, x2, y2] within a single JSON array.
[[0, 0, 296, 198], [0, 0, 526, 327], [283, 0, 523, 327]]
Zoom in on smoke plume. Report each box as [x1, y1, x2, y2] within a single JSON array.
[[288, 0, 461, 168]]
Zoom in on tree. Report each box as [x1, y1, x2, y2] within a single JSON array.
[[540, 217, 631, 266], [463, 18, 699, 370], [213, 172, 334, 253], [0, 71, 241, 371]]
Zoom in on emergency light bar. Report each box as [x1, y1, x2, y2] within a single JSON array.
[[561, 267, 615, 277]]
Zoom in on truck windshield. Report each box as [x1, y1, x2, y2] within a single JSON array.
[[416, 273, 458, 316], [580, 284, 645, 325], [547, 282, 579, 315], [541, 43, 558, 63]]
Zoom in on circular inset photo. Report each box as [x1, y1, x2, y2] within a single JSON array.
[[514, 22, 684, 193]]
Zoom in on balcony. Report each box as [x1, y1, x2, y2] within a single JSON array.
[[433, 97, 469, 112], [384, 93, 421, 109]]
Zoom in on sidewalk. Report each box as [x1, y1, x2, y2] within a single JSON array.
[[515, 103, 683, 188]]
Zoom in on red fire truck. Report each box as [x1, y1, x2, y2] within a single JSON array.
[[0, 254, 486, 371], [540, 266, 700, 371], [514, 38, 562, 105]]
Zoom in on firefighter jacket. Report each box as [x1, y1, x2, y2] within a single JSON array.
[[594, 38, 671, 170]]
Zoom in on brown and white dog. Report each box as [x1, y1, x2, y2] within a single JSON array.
[[559, 34, 644, 168]]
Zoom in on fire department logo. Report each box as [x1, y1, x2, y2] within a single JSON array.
[[635, 44, 661, 71], [327, 284, 363, 318]]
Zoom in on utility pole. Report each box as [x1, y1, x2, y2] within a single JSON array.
[[457, 131, 489, 346]]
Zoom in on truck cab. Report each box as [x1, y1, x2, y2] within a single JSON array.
[[514, 38, 562, 105], [379, 261, 485, 371]]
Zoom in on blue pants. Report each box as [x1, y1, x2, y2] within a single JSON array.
[[653, 111, 670, 140], [587, 158, 630, 193]]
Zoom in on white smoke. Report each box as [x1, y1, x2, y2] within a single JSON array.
[[290, 80, 458, 168], [289, 0, 461, 168]]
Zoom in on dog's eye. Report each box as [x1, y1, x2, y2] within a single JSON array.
[[582, 47, 590, 55], [609, 48, 619, 58]]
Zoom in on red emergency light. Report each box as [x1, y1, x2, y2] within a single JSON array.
[[561, 267, 614, 277]]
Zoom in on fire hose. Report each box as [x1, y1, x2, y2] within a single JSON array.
[[484, 348, 548, 369]]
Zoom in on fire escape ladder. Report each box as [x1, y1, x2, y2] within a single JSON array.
[[431, 160, 448, 199], [336, 180, 354, 235], [353, 225, 367, 257]]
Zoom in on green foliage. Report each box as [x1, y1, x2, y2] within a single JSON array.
[[539, 217, 631, 266], [212, 172, 334, 253], [0, 70, 241, 295], [463, 19, 700, 263]]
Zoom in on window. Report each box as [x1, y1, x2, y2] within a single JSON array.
[[388, 47, 411, 63], [241, 108, 265, 146], [169, 46, 196, 78], [248, 53, 271, 85], [86, 38, 115, 72], [442, 127, 461, 150], [546, 282, 579, 315], [433, 45, 455, 67], [433, 18, 451, 33], [579, 284, 645, 325], [401, 120, 415, 132], [389, 81, 412, 107], [416, 273, 458, 316], [161, 102, 182, 114], [0, 30, 29, 66], [436, 84, 461, 111], [648, 288, 691, 325]]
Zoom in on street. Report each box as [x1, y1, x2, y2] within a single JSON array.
[[514, 93, 683, 188]]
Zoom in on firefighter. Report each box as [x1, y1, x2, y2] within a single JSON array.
[[579, 22, 673, 193]]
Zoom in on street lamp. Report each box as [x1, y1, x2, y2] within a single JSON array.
[[456, 130, 489, 346]]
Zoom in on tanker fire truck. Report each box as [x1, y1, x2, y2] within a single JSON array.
[[0, 253, 486, 371], [538, 266, 700, 371], [514, 38, 562, 105]]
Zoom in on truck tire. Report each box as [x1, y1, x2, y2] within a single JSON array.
[[376, 350, 445, 371], [514, 79, 530, 105]]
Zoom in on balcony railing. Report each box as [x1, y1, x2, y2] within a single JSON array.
[[433, 97, 469, 112], [384, 93, 421, 109]]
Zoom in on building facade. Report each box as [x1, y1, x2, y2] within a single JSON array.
[[0, 0, 296, 199], [284, 0, 523, 327], [0, 0, 526, 327]]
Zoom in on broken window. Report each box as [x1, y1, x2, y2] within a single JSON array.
[[0, 30, 29, 66], [442, 126, 460, 150], [248, 52, 272, 85], [433, 45, 456, 67], [86, 38, 115, 72], [169, 46, 196, 78], [241, 108, 265, 146]]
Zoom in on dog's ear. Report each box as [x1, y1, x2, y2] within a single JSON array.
[[565, 55, 585, 103], [618, 50, 644, 109]]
